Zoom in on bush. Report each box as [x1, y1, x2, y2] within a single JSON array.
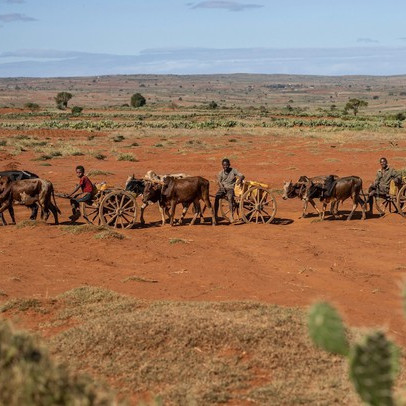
[[24, 102, 40, 111], [94, 153, 107, 160], [0, 320, 116, 405], [117, 153, 137, 162], [208, 100, 218, 109], [130, 93, 146, 108], [395, 112, 406, 121], [71, 106, 83, 116]]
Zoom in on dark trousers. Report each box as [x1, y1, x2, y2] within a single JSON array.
[[71, 193, 92, 214], [214, 188, 235, 218]]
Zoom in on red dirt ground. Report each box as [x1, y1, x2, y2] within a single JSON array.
[[1, 129, 406, 344]]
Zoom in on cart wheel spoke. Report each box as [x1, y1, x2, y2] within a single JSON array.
[[99, 191, 138, 228], [240, 186, 277, 224]]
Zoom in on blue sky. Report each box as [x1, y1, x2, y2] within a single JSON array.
[[0, 0, 405, 77]]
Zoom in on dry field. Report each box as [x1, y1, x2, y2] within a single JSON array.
[[1, 74, 406, 404]]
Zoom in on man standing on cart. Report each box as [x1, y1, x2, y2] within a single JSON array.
[[368, 157, 401, 212], [214, 158, 244, 222]]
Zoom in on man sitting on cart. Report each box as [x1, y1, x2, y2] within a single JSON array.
[[214, 158, 244, 222], [68, 165, 94, 222], [368, 157, 401, 212]]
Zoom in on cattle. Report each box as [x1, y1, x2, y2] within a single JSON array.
[[305, 175, 367, 221], [140, 180, 202, 225], [0, 177, 61, 225], [0, 170, 39, 224], [160, 176, 215, 226], [282, 175, 339, 218], [125, 172, 190, 225], [125, 175, 145, 196]]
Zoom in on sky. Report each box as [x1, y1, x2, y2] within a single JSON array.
[[0, 0, 405, 77]]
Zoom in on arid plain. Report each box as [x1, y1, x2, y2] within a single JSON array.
[[1, 74, 406, 404]]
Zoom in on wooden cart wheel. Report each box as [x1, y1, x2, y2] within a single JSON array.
[[99, 191, 138, 229], [240, 186, 277, 224], [374, 195, 397, 216], [396, 184, 406, 217], [219, 197, 239, 223]]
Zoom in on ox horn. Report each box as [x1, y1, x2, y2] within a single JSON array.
[[143, 177, 164, 185]]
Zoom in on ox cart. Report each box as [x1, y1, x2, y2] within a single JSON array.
[[219, 180, 277, 224], [59, 183, 138, 229], [373, 176, 406, 217]]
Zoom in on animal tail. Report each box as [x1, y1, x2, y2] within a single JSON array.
[[52, 186, 62, 214]]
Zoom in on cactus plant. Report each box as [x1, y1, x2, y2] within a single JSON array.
[[308, 301, 349, 356], [308, 302, 400, 406], [349, 332, 395, 406]]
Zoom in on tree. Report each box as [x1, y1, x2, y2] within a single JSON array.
[[208, 100, 218, 109], [130, 93, 146, 108], [55, 92, 73, 110], [344, 98, 368, 116]]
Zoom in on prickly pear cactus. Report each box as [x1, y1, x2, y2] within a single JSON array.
[[308, 302, 349, 356], [349, 331, 397, 406]]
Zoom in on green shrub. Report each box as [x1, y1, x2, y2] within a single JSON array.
[[71, 106, 83, 116], [130, 93, 146, 108], [24, 102, 40, 111], [208, 100, 218, 109]]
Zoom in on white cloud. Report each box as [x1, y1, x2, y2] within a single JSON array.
[[0, 13, 36, 22], [357, 38, 379, 44]]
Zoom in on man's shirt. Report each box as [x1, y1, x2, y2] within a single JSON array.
[[374, 167, 400, 193], [218, 168, 243, 190], [79, 175, 93, 193]]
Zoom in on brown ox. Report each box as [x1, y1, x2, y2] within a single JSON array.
[[127, 171, 190, 226], [282, 175, 339, 218], [160, 176, 215, 226], [305, 175, 366, 221], [142, 180, 204, 226], [0, 177, 61, 225]]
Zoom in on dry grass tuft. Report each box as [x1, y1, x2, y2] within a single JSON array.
[[87, 169, 114, 177], [169, 238, 191, 244], [59, 224, 105, 234], [94, 229, 125, 240], [1, 298, 42, 313], [59, 225, 125, 240], [38, 287, 360, 405], [122, 276, 158, 283], [16, 220, 44, 229]]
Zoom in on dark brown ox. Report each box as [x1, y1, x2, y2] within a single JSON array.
[[142, 180, 205, 226], [160, 176, 216, 226], [0, 177, 61, 225], [305, 175, 366, 221], [282, 175, 338, 218]]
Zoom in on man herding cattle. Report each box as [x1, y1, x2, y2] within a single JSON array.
[[214, 158, 244, 222]]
